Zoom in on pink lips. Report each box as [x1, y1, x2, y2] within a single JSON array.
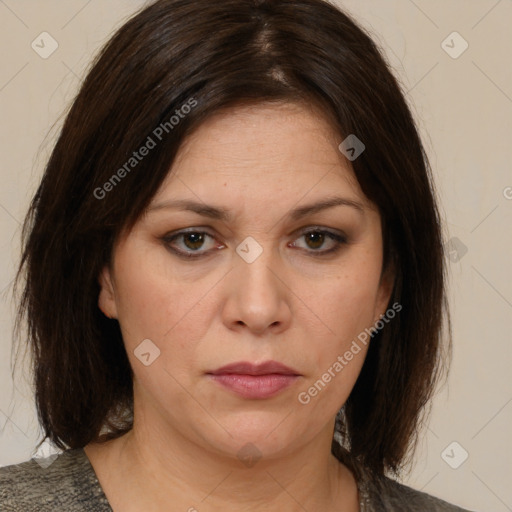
[[206, 361, 301, 399]]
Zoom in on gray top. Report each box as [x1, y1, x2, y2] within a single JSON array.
[[0, 448, 475, 511]]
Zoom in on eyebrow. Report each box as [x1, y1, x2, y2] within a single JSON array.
[[147, 196, 365, 222]]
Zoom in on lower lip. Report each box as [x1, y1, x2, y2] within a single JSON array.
[[208, 373, 299, 399]]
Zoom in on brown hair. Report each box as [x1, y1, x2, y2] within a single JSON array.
[[14, 0, 450, 476]]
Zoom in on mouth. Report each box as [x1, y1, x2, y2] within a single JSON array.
[[206, 361, 301, 399]]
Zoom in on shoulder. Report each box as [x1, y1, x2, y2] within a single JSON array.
[[332, 445, 476, 512], [0, 448, 111, 512], [366, 474, 476, 512]]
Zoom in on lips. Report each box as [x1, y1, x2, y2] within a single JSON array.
[[206, 361, 301, 399], [208, 361, 300, 376]]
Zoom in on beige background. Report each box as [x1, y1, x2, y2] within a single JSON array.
[[1, 1, 511, 510]]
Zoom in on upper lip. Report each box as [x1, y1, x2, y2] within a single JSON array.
[[207, 361, 301, 376]]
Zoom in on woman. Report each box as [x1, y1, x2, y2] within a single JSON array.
[[0, 0, 475, 510]]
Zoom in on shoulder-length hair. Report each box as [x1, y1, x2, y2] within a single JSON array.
[[14, 0, 450, 476]]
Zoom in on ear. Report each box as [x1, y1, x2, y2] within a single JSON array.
[[98, 266, 118, 319], [374, 261, 395, 322]]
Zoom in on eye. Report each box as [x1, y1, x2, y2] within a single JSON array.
[[289, 228, 347, 256], [162, 227, 347, 260], [162, 230, 223, 258]]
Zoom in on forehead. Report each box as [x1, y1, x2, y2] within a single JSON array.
[[152, 101, 370, 207]]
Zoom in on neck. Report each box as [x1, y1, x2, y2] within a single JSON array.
[[85, 412, 360, 511]]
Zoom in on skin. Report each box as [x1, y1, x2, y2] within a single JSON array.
[[85, 101, 394, 512]]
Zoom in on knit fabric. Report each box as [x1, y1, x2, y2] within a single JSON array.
[[0, 448, 475, 511]]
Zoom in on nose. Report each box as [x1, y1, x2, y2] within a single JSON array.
[[222, 243, 292, 336]]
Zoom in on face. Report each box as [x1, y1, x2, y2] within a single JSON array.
[[99, 102, 394, 461]]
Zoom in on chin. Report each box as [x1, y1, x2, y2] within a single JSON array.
[[197, 413, 308, 463]]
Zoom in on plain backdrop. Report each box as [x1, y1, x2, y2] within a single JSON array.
[[0, 1, 511, 510]]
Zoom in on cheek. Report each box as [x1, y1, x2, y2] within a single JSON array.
[[112, 243, 220, 379], [111, 244, 186, 347], [295, 270, 378, 417], [299, 252, 382, 357], [339, 244, 384, 318]]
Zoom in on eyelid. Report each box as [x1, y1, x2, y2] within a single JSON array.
[[161, 225, 348, 259], [162, 228, 221, 258], [289, 226, 348, 252], [293, 225, 345, 237]]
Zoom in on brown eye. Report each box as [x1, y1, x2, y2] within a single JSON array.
[[182, 232, 207, 250], [163, 227, 347, 261], [290, 229, 347, 256], [163, 230, 221, 258], [304, 231, 326, 250]]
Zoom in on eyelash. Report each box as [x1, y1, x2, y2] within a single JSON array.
[[162, 227, 348, 259]]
